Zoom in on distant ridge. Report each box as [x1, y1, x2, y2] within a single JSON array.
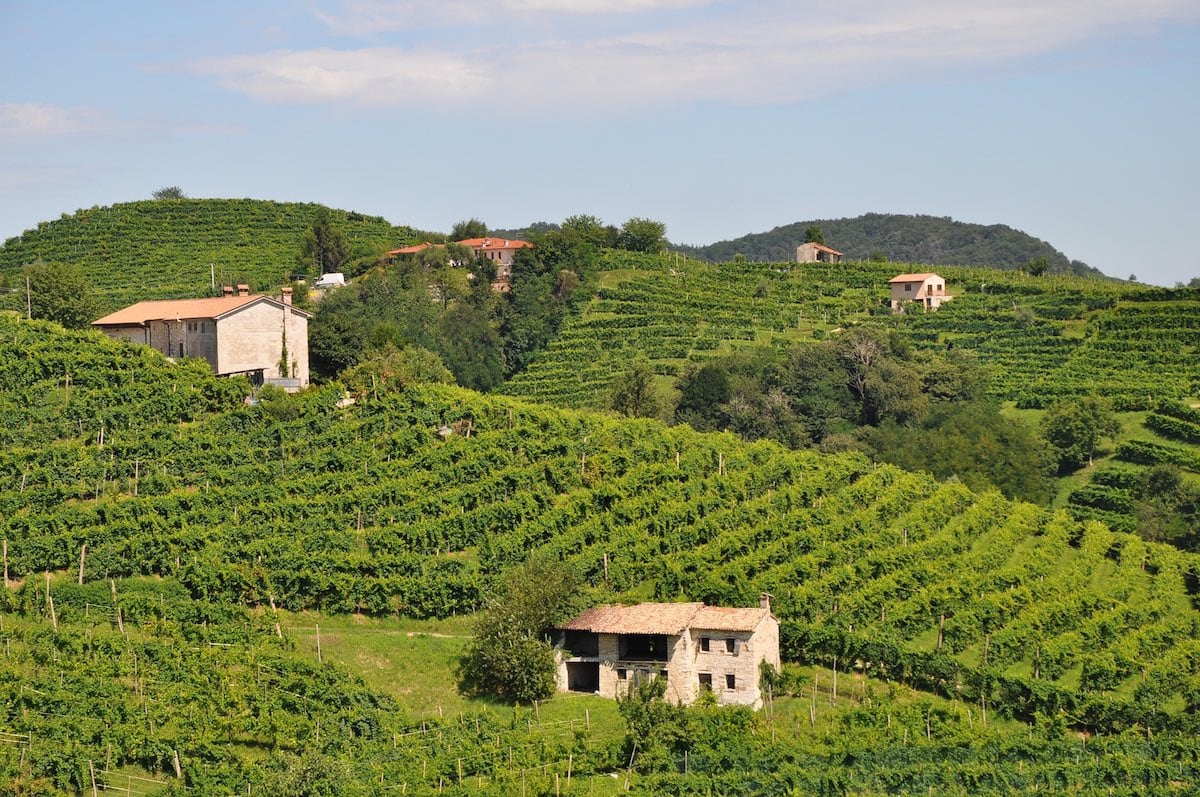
[[674, 213, 1105, 277]]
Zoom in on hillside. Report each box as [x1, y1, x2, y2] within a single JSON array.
[[502, 252, 1197, 411], [0, 198, 423, 313], [674, 213, 1105, 277], [501, 251, 1200, 539], [3, 315, 1200, 790]]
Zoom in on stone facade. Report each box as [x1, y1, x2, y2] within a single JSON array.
[[93, 291, 311, 388], [796, 242, 844, 263], [555, 598, 780, 708]]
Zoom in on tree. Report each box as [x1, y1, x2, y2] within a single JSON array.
[[339, 344, 453, 397], [1040, 396, 1120, 473], [451, 218, 488, 240], [458, 557, 584, 703], [609, 355, 662, 418], [1026, 256, 1049, 277], [675, 363, 731, 431], [560, 214, 613, 248], [152, 186, 185, 200], [21, 261, 100, 328], [616, 218, 667, 253], [297, 207, 349, 278], [803, 225, 825, 245]]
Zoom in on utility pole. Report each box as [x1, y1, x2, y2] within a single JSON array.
[[25, 275, 32, 319]]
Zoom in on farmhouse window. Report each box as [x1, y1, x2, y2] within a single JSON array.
[[725, 673, 736, 690], [725, 638, 736, 654], [617, 668, 627, 681], [699, 673, 713, 692], [700, 637, 710, 652]]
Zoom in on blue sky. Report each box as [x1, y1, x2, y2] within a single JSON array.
[[2, 1, 1198, 284]]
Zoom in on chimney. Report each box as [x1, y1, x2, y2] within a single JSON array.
[[236, 283, 250, 296], [759, 593, 773, 614], [222, 285, 234, 297], [281, 287, 293, 306]]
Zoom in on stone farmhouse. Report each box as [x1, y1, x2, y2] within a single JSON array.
[[889, 272, 952, 313], [388, 237, 535, 292], [92, 285, 311, 389], [796, 242, 844, 263], [554, 596, 780, 708]]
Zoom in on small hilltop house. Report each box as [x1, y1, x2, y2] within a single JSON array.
[[92, 285, 311, 389], [889, 272, 951, 313], [554, 596, 780, 708], [796, 242, 844, 263]]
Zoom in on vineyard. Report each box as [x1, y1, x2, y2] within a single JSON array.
[[3, 315, 1200, 790], [0, 199, 423, 313], [502, 253, 1198, 414]]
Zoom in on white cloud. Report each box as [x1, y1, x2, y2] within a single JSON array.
[[189, 48, 491, 104], [0, 103, 113, 138], [312, 0, 717, 34], [0, 103, 243, 140], [192, 0, 1200, 111]]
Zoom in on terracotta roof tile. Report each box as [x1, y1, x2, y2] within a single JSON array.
[[560, 602, 771, 635], [889, 273, 941, 283], [93, 295, 309, 326], [561, 603, 703, 635], [805, 243, 844, 256], [691, 606, 769, 632]]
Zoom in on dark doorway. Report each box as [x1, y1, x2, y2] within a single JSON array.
[[566, 662, 599, 693]]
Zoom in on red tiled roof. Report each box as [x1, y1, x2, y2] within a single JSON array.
[[692, 606, 770, 632], [888, 273, 941, 283], [803, 243, 843, 256], [93, 295, 309, 326], [388, 242, 434, 255], [560, 602, 770, 635]]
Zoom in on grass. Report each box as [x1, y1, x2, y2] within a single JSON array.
[[279, 610, 627, 737]]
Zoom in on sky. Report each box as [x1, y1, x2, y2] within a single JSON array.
[[2, 1, 1198, 285]]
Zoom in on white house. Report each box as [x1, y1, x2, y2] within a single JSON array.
[[92, 286, 311, 388], [554, 596, 780, 708]]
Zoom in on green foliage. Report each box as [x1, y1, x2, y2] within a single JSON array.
[[297, 207, 349, 279], [340, 343, 453, 396], [151, 186, 185, 200], [451, 218, 488, 240], [1026, 256, 1049, 276], [803, 225, 825, 245], [864, 402, 1055, 503], [5, 315, 1200, 788], [1041, 396, 1121, 473], [459, 557, 583, 702], [616, 217, 668, 254], [608, 354, 663, 418], [20, 260, 100, 328]]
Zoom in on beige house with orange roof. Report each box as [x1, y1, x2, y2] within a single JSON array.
[[92, 285, 311, 388], [554, 596, 780, 708], [889, 272, 951, 313]]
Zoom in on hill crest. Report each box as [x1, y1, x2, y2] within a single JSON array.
[[674, 212, 1105, 278]]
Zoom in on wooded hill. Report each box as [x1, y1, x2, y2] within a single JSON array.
[[0, 199, 424, 313], [2, 314, 1200, 791], [674, 213, 1105, 277]]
